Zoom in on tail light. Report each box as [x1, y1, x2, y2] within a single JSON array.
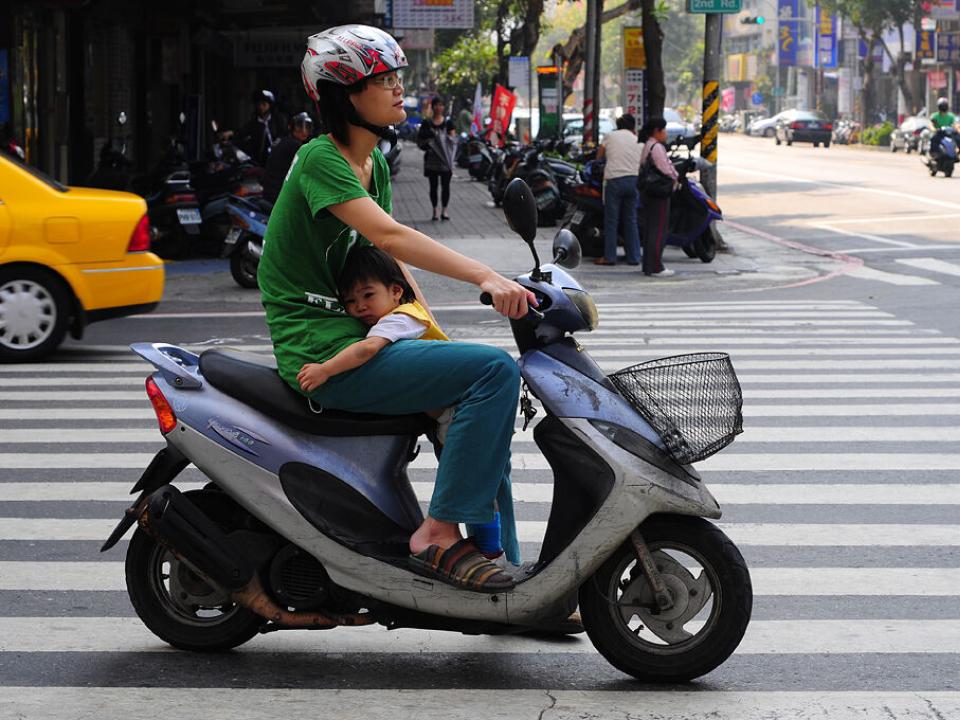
[[145, 377, 177, 434], [128, 214, 151, 252], [824, 123, 833, 131], [235, 183, 263, 197], [790, 122, 803, 130], [164, 193, 198, 204]]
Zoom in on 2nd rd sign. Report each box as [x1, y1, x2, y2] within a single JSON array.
[[687, 0, 742, 12]]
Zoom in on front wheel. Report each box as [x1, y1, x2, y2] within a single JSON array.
[[230, 242, 260, 289], [694, 225, 718, 263], [580, 515, 752, 682]]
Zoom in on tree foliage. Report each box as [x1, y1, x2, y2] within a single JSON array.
[[433, 34, 499, 102]]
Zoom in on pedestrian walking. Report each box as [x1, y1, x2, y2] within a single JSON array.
[[417, 96, 457, 221], [594, 113, 643, 266], [638, 117, 679, 278]]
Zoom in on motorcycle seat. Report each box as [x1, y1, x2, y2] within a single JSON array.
[[198, 349, 434, 437]]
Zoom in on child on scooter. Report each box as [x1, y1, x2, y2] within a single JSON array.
[[296, 244, 510, 562]]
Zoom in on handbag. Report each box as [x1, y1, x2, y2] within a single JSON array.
[[638, 154, 674, 199]]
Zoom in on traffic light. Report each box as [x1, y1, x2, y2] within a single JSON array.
[[741, 15, 766, 24]]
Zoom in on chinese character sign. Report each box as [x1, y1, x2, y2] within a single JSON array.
[[937, 32, 960, 64], [778, 0, 799, 67], [623, 69, 645, 119], [622, 26, 646, 70], [917, 30, 936, 62], [816, 5, 837, 68], [487, 85, 517, 148]]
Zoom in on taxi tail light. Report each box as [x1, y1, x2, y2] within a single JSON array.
[[128, 215, 151, 252], [145, 377, 177, 434]]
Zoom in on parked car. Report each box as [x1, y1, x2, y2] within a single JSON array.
[[664, 107, 697, 144], [749, 111, 792, 137], [890, 115, 933, 154], [0, 153, 164, 361], [775, 110, 833, 147], [562, 116, 615, 143]]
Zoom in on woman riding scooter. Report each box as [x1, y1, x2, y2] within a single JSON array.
[[257, 25, 536, 592]]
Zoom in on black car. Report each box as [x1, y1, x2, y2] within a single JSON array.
[[775, 110, 833, 148]]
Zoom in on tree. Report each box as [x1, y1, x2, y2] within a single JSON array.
[[641, 0, 667, 119], [433, 35, 499, 102], [814, 0, 922, 120]]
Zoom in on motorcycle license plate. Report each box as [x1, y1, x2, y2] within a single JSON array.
[[177, 208, 202, 225], [571, 211, 585, 225], [224, 226, 242, 246], [469, 154, 482, 163]]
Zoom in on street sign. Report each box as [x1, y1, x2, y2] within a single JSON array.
[[687, 0, 742, 13], [751, 91, 764, 106], [508, 56, 530, 90]]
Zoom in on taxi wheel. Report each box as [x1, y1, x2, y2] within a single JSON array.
[[0, 267, 71, 363]]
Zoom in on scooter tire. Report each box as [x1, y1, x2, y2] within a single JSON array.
[[125, 495, 263, 652], [579, 515, 752, 683], [695, 228, 717, 263], [682, 245, 698, 259], [230, 244, 260, 289]]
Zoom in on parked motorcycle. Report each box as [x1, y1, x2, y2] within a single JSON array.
[[223, 195, 271, 288], [467, 135, 496, 181], [86, 112, 133, 191], [922, 127, 958, 177], [102, 177, 751, 683], [379, 136, 402, 177]]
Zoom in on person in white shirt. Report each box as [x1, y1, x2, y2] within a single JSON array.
[[594, 114, 643, 266], [638, 117, 680, 278]]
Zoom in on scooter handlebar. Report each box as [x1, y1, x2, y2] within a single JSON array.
[[480, 292, 544, 321]]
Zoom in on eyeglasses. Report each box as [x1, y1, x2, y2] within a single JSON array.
[[372, 71, 404, 90]]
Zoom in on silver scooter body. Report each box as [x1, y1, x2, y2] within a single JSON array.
[[131, 263, 720, 628]]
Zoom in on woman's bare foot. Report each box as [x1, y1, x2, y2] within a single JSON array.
[[409, 516, 462, 555]]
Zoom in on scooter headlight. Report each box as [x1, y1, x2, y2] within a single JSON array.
[[562, 288, 599, 331]]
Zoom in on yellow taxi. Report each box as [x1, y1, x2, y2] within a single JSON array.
[[0, 153, 165, 361]]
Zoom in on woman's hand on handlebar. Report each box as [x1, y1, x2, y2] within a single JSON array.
[[479, 273, 538, 320]]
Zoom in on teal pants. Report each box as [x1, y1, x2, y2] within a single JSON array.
[[310, 339, 521, 564]]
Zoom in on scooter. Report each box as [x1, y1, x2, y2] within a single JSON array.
[[923, 127, 958, 177], [101, 178, 751, 683], [379, 136, 402, 177], [223, 195, 271, 288]]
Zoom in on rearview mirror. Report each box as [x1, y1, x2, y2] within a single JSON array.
[[503, 178, 538, 243], [552, 229, 581, 269], [503, 178, 538, 244], [211, 119, 219, 132], [117, 112, 127, 126]]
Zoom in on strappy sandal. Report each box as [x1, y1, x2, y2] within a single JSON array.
[[408, 538, 516, 593]]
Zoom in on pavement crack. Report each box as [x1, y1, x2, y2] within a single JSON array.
[[921, 696, 949, 720], [537, 690, 558, 720]]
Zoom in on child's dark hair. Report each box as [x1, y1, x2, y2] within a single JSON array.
[[338, 245, 415, 302]]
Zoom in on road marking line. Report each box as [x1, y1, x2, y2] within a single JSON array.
[[5, 562, 957, 596], [2, 481, 957, 505], [897, 257, 960, 278], [846, 265, 940, 286], [824, 213, 960, 225], [3, 689, 960, 720], [0, 617, 957, 654], [1, 519, 956, 545], [811, 223, 918, 248]]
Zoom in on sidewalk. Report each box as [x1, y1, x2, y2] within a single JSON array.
[[391, 141, 846, 297]]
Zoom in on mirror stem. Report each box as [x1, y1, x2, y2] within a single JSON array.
[[528, 243, 546, 281]]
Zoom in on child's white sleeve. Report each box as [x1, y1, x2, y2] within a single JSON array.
[[367, 314, 428, 343]]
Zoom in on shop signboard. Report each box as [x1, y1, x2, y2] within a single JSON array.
[[392, 0, 474, 29], [778, 0, 799, 67]]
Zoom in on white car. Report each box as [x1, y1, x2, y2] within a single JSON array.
[[749, 111, 793, 137]]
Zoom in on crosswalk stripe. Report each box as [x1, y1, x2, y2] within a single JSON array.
[[0, 616, 956, 654], [1, 519, 955, 545], [848, 265, 941, 286], [4, 451, 960, 471], [1, 481, 957, 505], [3, 689, 959, 720], [896, 257, 960, 278], [3, 562, 956, 596]]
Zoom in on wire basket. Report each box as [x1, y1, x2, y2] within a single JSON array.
[[608, 353, 743, 465]]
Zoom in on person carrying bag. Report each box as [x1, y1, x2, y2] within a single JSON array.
[[637, 117, 679, 277]]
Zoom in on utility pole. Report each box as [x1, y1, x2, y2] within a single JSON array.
[[592, 0, 604, 145], [583, 0, 597, 145], [701, 12, 722, 199]]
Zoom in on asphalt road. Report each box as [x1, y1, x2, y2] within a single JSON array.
[[1, 140, 959, 719]]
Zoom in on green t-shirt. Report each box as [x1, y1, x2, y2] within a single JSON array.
[[258, 135, 392, 390], [932, 111, 956, 129]]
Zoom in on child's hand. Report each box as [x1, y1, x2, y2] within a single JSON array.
[[297, 363, 329, 393]]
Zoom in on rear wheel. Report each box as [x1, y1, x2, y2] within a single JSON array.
[[125, 490, 263, 652], [695, 224, 719, 263], [682, 245, 698, 259], [580, 515, 752, 682], [824, 141, 830, 149], [229, 242, 260, 289], [0, 266, 72, 363]]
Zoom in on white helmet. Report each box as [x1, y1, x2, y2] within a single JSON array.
[[301, 25, 407, 101]]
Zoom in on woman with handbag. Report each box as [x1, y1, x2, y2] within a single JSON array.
[[417, 96, 458, 222], [638, 117, 679, 277]]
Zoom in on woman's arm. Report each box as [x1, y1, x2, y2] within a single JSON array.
[[297, 336, 391, 393], [328, 197, 536, 319]]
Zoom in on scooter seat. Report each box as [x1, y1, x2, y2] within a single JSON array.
[[198, 349, 434, 437]]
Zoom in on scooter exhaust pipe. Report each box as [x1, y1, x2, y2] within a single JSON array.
[[138, 484, 253, 591], [138, 485, 374, 629]]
